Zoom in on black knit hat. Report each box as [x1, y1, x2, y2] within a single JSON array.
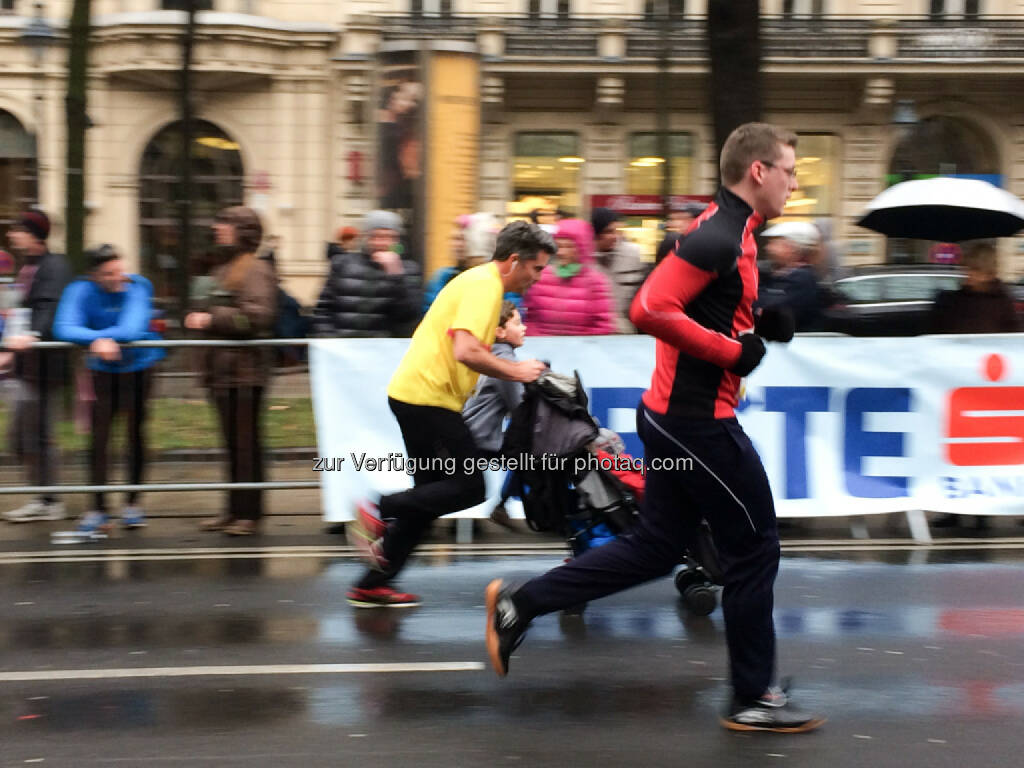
[[590, 207, 621, 237]]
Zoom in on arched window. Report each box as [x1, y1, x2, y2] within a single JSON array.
[[0, 110, 38, 247], [138, 120, 244, 306]]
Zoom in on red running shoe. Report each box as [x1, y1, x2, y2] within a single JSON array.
[[356, 500, 388, 539], [348, 501, 390, 572], [346, 586, 421, 608]]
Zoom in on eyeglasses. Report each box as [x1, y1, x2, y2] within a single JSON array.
[[760, 160, 798, 179]]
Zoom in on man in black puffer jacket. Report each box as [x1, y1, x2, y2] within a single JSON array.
[[313, 211, 422, 337]]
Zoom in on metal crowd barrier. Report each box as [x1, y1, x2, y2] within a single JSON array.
[[0, 337, 319, 496]]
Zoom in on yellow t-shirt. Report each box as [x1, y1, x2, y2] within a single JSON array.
[[388, 261, 505, 412]]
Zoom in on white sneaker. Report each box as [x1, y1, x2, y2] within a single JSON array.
[[3, 499, 66, 523], [51, 510, 109, 544]]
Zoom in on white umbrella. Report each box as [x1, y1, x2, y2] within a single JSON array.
[[857, 177, 1024, 242]]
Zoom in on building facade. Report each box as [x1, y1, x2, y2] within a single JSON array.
[[2, 0, 1024, 305]]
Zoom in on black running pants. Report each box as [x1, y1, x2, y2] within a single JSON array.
[[357, 398, 485, 590], [514, 404, 780, 703], [90, 369, 152, 513]]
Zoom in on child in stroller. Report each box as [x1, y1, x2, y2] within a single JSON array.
[[501, 369, 722, 615]]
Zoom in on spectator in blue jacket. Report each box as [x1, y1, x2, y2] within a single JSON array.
[[54, 245, 165, 538], [423, 213, 523, 313]]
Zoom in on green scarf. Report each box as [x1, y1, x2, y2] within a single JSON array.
[[555, 263, 582, 279]]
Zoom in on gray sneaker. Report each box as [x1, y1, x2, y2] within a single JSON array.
[[485, 579, 529, 677], [721, 686, 825, 733], [4, 499, 66, 523]]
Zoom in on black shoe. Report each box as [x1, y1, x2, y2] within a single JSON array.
[[485, 579, 529, 677], [489, 503, 516, 531], [721, 687, 825, 733]]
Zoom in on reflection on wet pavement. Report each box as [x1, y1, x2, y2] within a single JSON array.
[[2, 550, 1024, 766]]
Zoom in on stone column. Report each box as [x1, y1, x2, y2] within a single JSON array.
[[479, 123, 509, 217], [338, 69, 374, 216], [482, 74, 505, 124], [598, 18, 627, 61], [595, 75, 624, 123], [841, 124, 889, 266], [476, 17, 505, 60], [869, 18, 899, 61], [271, 76, 298, 262]]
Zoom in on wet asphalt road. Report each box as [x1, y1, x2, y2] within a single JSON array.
[[2, 544, 1023, 767]]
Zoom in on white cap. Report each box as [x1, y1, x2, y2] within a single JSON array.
[[761, 221, 821, 248]]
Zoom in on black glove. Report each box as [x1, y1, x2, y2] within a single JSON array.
[[730, 334, 766, 377], [754, 306, 795, 343]]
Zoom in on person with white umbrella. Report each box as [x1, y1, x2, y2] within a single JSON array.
[[858, 176, 1024, 242], [928, 241, 1020, 531]]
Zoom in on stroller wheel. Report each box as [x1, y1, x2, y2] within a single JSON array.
[[675, 568, 718, 616], [562, 603, 588, 616], [674, 567, 703, 595], [682, 584, 717, 617]]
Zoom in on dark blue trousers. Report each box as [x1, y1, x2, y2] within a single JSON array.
[[514, 404, 780, 702]]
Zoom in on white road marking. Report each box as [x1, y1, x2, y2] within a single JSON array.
[[2, 538, 1024, 565], [0, 661, 484, 683]]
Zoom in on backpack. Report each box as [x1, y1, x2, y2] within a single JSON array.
[[274, 288, 310, 365]]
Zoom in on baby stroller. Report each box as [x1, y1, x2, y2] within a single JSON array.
[[501, 370, 723, 616]]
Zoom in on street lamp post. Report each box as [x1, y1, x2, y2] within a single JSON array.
[[20, 2, 57, 204], [656, 0, 673, 220], [179, 0, 198, 323]]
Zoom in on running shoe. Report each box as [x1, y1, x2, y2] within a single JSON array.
[[721, 686, 826, 733], [121, 506, 147, 529], [346, 586, 421, 608], [485, 578, 529, 677], [4, 499, 66, 523], [348, 500, 389, 571], [51, 510, 110, 544]]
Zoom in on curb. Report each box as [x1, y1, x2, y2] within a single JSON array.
[[0, 447, 317, 464]]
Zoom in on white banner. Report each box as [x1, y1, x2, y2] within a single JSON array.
[[309, 334, 1024, 522]]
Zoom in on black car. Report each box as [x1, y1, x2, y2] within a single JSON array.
[[1014, 278, 1024, 316], [822, 265, 966, 336]]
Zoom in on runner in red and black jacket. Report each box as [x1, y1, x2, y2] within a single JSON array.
[[486, 124, 825, 735], [631, 185, 766, 420]]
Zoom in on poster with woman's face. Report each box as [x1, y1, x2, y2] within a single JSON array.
[[377, 63, 422, 213]]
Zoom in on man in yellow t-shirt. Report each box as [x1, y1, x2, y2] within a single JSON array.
[[347, 221, 555, 608]]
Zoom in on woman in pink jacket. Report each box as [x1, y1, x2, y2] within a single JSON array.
[[522, 218, 617, 336]]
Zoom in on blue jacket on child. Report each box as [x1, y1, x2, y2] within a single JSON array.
[[54, 274, 166, 373]]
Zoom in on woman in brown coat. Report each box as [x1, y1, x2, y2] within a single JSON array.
[[185, 207, 277, 535]]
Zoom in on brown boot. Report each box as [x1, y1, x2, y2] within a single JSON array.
[[199, 514, 234, 532], [224, 519, 260, 536]]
